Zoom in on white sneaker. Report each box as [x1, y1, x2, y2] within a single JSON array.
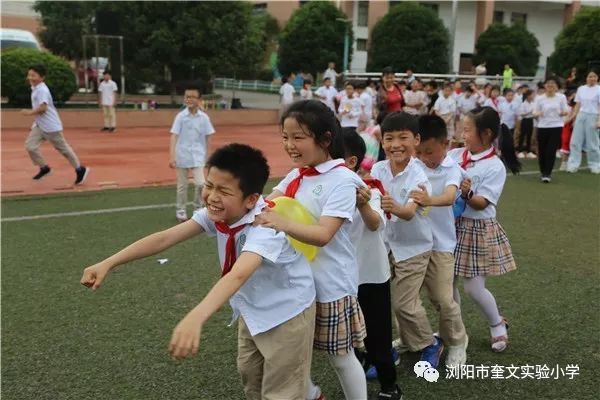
[[559, 161, 568, 171], [176, 210, 188, 222], [541, 176, 551, 183], [526, 152, 537, 159], [555, 151, 561, 158], [392, 338, 411, 354], [566, 168, 578, 173], [517, 152, 525, 159], [445, 335, 468, 367]]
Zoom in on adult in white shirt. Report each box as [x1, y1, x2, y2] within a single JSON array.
[[315, 77, 338, 113], [98, 71, 118, 132], [323, 62, 341, 88], [567, 70, 600, 173], [22, 64, 89, 184], [279, 77, 295, 119], [533, 77, 570, 182]]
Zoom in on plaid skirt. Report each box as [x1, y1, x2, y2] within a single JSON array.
[[314, 295, 366, 355], [454, 217, 517, 278]]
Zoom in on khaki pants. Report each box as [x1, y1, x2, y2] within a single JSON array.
[[423, 251, 467, 346], [237, 303, 316, 400], [25, 126, 79, 168], [176, 167, 205, 212], [390, 251, 433, 351], [102, 105, 116, 128]]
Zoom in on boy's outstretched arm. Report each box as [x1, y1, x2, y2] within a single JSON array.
[[169, 252, 263, 360], [80, 220, 204, 291], [410, 184, 458, 207]]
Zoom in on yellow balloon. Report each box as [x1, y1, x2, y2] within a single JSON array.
[[270, 197, 319, 261]]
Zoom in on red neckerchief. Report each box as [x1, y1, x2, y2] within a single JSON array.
[[214, 222, 248, 276], [284, 163, 346, 198], [461, 148, 497, 169], [363, 178, 391, 220]]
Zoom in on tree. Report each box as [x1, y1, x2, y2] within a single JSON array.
[[278, 1, 353, 77], [33, 1, 273, 93], [474, 23, 540, 76], [1, 48, 77, 106], [368, 2, 449, 73], [549, 7, 600, 79]]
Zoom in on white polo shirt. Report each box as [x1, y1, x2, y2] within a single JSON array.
[[433, 95, 457, 116], [30, 82, 63, 132], [170, 108, 215, 168], [534, 93, 569, 128], [415, 156, 462, 253], [99, 79, 118, 106], [371, 158, 433, 262], [348, 188, 390, 285], [499, 99, 519, 129], [359, 91, 373, 121], [279, 82, 295, 105], [273, 159, 365, 302], [403, 90, 427, 115], [519, 100, 535, 118], [457, 94, 478, 115], [483, 97, 501, 113], [192, 197, 316, 337], [315, 86, 338, 112], [448, 148, 506, 220], [338, 96, 361, 128], [575, 84, 600, 115]]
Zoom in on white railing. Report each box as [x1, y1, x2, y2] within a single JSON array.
[[344, 72, 538, 86], [214, 78, 285, 93]]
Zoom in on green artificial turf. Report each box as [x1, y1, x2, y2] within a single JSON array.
[[1, 170, 599, 399]]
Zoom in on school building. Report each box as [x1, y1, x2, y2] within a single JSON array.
[[253, 0, 596, 76]]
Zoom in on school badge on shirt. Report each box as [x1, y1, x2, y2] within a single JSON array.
[[312, 185, 323, 196], [237, 233, 247, 253]]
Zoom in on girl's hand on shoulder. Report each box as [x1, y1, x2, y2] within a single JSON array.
[[381, 194, 399, 214], [460, 178, 472, 196], [409, 184, 431, 206], [254, 207, 288, 232]]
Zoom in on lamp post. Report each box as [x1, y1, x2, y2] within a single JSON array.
[[336, 18, 351, 73]]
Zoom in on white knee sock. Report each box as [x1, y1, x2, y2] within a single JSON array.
[[328, 352, 367, 400], [463, 276, 506, 337]]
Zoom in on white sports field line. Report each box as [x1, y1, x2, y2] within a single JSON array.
[[1, 168, 590, 222]]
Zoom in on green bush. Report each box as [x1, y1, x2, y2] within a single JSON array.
[[474, 23, 540, 76], [1, 48, 77, 106], [549, 7, 600, 79], [368, 2, 449, 73]]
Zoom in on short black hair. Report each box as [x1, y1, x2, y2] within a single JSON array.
[[382, 66, 394, 76], [341, 128, 366, 172], [355, 81, 367, 90], [206, 144, 270, 197], [381, 112, 419, 136], [425, 80, 438, 89], [184, 84, 202, 96], [281, 77, 288, 84], [28, 64, 47, 77], [502, 88, 514, 96], [418, 114, 447, 142], [103, 70, 111, 75], [323, 77, 331, 82], [443, 81, 453, 89]]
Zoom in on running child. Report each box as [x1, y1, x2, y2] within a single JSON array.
[[338, 81, 361, 128], [433, 82, 457, 142], [517, 89, 537, 159], [448, 106, 520, 353], [22, 64, 89, 184], [81, 144, 316, 400]]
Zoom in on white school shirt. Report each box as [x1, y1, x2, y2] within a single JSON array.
[[300, 88, 313, 100], [348, 188, 390, 285], [499, 99, 518, 129], [415, 156, 462, 253], [99, 79, 118, 106], [30, 82, 63, 132], [433, 95, 457, 116], [371, 158, 433, 262], [457, 94, 478, 115], [519, 100, 535, 118], [448, 147, 506, 220], [279, 82, 295, 105], [323, 68, 338, 87], [359, 91, 373, 121], [534, 93, 569, 128], [170, 108, 215, 168], [483, 97, 501, 113], [273, 159, 365, 302], [403, 90, 427, 115], [192, 198, 316, 337], [315, 86, 338, 112], [574, 84, 600, 115], [338, 96, 361, 128]]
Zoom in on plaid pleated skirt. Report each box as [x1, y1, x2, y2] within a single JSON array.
[[454, 217, 517, 278], [313, 295, 366, 355]]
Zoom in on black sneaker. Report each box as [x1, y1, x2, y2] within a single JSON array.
[[33, 166, 51, 180], [377, 385, 403, 400], [101, 127, 109, 131], [75, 166, 90, 185], [108, 127, 116, 133]]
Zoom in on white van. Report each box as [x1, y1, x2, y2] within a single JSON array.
[[0, 28, 41, 50]]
